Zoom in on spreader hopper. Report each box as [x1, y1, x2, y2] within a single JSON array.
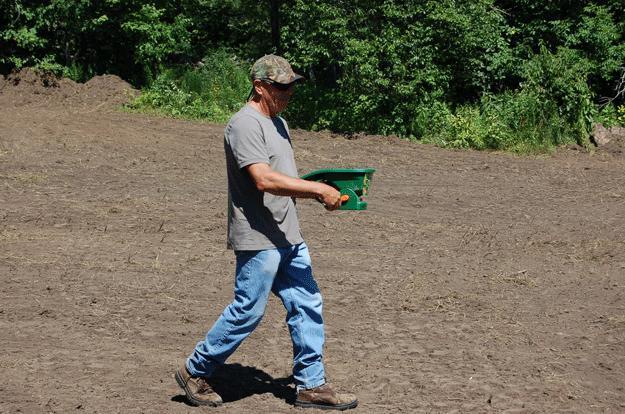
[[301, 168, 375, 210]]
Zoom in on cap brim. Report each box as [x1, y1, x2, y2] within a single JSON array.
[[282, 74, 305, 85], [255, 74, 305, 87]]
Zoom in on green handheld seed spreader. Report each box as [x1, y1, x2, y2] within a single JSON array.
[[301, 168, 376, 210]]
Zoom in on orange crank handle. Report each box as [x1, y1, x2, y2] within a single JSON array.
[[317, 194, 349, 207]]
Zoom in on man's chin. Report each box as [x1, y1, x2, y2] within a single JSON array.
[[273, 106, 288, 116]]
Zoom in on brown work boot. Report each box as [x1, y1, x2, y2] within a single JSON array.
[[295, 383, 358, 410], [175, 364, 223, 407]]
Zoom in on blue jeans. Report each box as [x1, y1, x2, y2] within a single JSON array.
[[186, 242, 326, 390]]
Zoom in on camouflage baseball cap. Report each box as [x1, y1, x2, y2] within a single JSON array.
[[250, 54, 304, 85]]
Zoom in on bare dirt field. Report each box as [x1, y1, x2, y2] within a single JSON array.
[[1, 71, 624, 413]]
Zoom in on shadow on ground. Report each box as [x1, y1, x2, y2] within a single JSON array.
[[172, 363, 295, 406]]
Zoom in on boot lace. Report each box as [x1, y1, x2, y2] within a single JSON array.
[[196, 377, 213, 394]]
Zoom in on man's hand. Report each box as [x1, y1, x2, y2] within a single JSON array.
[[317, 184, 342, 211]]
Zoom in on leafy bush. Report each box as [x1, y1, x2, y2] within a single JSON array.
[[418, 89, 582, 153], [521, 46, 595, 147], [128, 50, 250, 123], [596, 104, 625, 128]]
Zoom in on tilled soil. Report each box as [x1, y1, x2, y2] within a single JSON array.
[[1, 73, 624, 413]]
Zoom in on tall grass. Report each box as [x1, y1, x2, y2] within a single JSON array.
[[127, 49, 250, 123], [414, 91, 583, 153]]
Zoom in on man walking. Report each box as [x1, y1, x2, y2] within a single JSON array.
[[175, 54, 358, 411]]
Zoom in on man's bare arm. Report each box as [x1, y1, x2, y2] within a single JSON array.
[[246, 163, 342, 210]]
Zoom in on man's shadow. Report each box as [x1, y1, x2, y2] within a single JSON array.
[[172, 363, 296, 406]]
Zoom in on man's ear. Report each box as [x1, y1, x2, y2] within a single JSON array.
[[253, 79, 264, 97]]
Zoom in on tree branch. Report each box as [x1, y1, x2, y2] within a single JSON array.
[[599, 67, 625, 107]]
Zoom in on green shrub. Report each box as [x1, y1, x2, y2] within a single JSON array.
[[418, 89, 581, 153], [595, 104, 619, 127], [595, 104, 625, 128], [419, 105, 487, 150], [481, 90, 571, 151], [128, 50, 250, 123], [520, 46, 595, 147]]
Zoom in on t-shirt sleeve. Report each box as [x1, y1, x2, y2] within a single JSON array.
[[226, 115, 269, 169]]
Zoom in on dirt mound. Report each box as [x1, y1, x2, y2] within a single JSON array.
[[4, 67, 66, 88], [591, 124, 625, 158], [79, 74, 139, 107], [600, 135, 625, 157], [0, 67, 138, 110]]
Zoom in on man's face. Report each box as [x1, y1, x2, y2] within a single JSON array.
[[256, 80, 295, 116]]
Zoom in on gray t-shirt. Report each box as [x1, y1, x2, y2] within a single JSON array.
[[224, 105, 304, 250]]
